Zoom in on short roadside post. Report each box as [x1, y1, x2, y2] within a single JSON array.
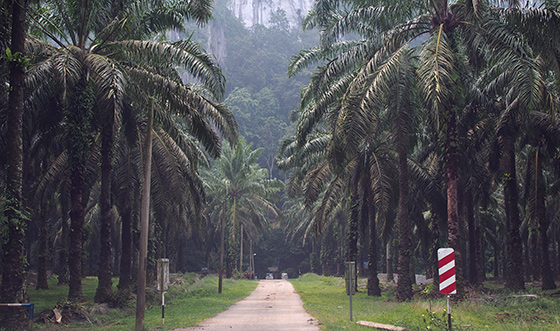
[[157, 258, 170, 326], [345, 261, 356, 321], [438, 248, 456, 331]]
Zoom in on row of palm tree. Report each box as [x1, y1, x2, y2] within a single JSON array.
[[1, 1, 238, 326], [279, 0, 560, 300]]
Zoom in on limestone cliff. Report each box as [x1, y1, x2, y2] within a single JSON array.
[[227, 0, 312, 28]]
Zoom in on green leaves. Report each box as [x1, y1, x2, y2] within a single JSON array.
[[4, 47, 30, 70], [203, 138, 283, 239], [0, 197, 31, 243]]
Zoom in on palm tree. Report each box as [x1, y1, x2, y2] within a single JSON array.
[[203, 138, 283, 290], [26, 0, 236, 302], [289, 0, 547, 296], [520, 110, 559, 290], [501, 0, 560, 290], [0, 0, 28, 327]]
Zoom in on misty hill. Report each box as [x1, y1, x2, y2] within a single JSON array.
[[175, 0, 318, 177], [228, 0, 313, 28]]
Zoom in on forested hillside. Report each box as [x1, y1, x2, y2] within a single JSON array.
[[178, 0, 318, 178]]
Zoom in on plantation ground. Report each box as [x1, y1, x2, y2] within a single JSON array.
[[291, 274, 560, 330], [23, 273, 560, 330]]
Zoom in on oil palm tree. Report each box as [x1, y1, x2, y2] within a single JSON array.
[[520, 110, 559, 290], [25, 0, 236, 302], [290, 0, 544, 296], [0, 1, 28, 326], [203, 138, 283, 291]]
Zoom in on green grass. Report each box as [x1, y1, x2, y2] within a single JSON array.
[[29, 274, 258, 330], [290, 274, 560, 331], [28, 273, 560, 330]]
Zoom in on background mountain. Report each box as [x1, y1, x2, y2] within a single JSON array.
[[227, 0, 313, 29], [173, 0, 318, 178]]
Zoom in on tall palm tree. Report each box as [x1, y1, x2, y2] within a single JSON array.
[[26, 0, 236, 302], [290, 0, 544, 296], [501, 0, 560, 290], [203, 138, 283, 289], [520, 110, 559, 290], [0, 0, 28, 327]]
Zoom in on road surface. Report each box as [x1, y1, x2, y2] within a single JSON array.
[[172, 279, 320, 331]]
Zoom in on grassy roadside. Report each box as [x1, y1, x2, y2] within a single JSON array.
[[28, 274, 258, 330], [290, 273, 560, 331]]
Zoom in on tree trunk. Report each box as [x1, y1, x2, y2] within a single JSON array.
[[347, 167, 360, 292], [310, 238, 318, 274], [396, 146, 412, 301], [219, 200, 226, 293], [529, 231, 539, 281], [336, 222, 342, 276], [466, 191, 479, 286], [444, 108, 464, 298], [57, 201, 70, 285], [135, 101, 153, 331], [36, 208, 49, 290], [68, 160, 85, 302], [66, 75, 94, 302], [95, 122, 114, 303], [534, 148, 556, 290], [474, 202, 485, 282], [0, 4, 27, 328], [501, 132, 525, 290], [386, 238, 394, 282], [131, 184, 141, 289], [367, 193, 380, 296], [118, 206, 133, 291], [239, 223, 244, 272]]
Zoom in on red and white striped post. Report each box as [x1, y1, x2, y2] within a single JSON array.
[[438, 248, 456, 330]]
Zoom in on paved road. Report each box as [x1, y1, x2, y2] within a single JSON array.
[[172, 279, 320, 331]]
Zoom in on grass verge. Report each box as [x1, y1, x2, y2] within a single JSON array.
[[290, 273, 560, 331]]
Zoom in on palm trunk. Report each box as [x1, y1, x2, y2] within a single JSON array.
[[135, 101, 154, 331], [386, 237, 394, 282], [0, 3, 27, 327], [396, 147, 412, 301], [95, 122, 114, 302], [466, 191, 479, 286], [502, 132, 525, 291], [474, 202, 485, 282], [219, 200, 226, 293], [131, 183, 141, 289], [57, 197, 70, 285], [239, 224, 244, 272], [36, 208, 49, 290], [534, 148, 556, 290], [444, 108, 464, 297], [118, 206, 133, 291], [367, 187, 380, 296], [347, 166, 360, 291], [310, 237, 318, 274], [66, 76, 94, 302], [529, 230, 539, 281], [68, 157, 85, 302]]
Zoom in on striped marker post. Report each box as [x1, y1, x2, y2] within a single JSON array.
[[438, 248, 456, 331], [438, 248, 456, 295]]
